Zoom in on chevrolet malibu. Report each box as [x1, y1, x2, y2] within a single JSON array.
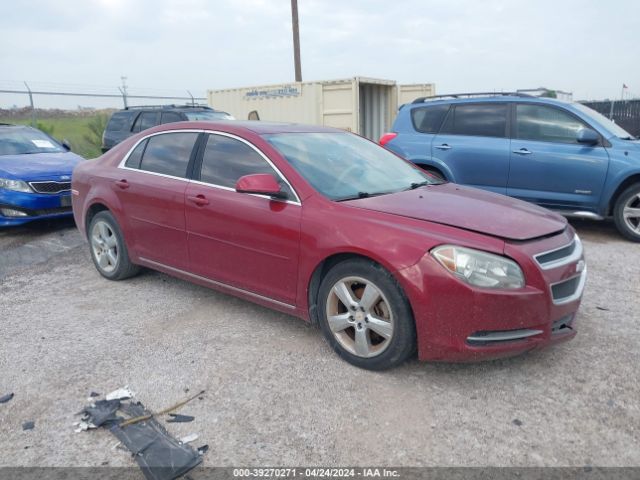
[[72, 121, 586, 370]]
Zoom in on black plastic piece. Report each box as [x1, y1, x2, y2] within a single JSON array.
[[0, 393, 14, 404]]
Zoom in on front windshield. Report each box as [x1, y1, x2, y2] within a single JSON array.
[[573, 103, 636, 140], [184, 111, 235, 121], [0, 127, 64, 156], [264, 132, 439, 201]]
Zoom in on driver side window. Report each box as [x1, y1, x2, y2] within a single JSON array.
[[198, 134, 294, 198], [516, 104, 590, 144]]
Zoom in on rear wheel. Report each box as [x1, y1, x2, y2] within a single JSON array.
[[613, 184, 640, 242], [89, 211, 140, 280], [317, 259, 416, 370]]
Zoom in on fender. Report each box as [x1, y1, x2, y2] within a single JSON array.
[[598, 168, 640, 216]]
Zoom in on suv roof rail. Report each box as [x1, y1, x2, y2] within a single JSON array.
[[412, 92, 533, 103], [124, 104, 213, 110]]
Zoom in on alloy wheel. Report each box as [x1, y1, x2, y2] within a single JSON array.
[[325, 276, 394, 358], [91, 220, 119, 273], [623, 193, 640, 234]]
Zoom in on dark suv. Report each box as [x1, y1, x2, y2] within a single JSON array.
[[101, 105, 234, 152]]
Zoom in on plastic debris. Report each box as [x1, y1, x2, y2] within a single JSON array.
[[81, 399, 122, 428], [77, 391, 204, 480], [22, 421, 35, 431], [167, 413, 194, 423], [197, 445, 209, 455], [180, 433, 198, 444], [105, 386, 134, 401], [0, 393, 14, 404], [111, 402, 202, 480]]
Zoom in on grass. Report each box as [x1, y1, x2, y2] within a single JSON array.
[[0, 114, 106, 159]]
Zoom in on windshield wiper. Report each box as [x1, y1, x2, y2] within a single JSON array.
[[335, 192, 371, 202], [620, 136, 637, 140], [407, 181, 430, 190]]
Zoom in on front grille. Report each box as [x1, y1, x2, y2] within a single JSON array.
[[534, 235, 582, 270], [28, 181, 71, 194], [551, 274, 583, 303]]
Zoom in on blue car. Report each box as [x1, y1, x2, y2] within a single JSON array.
[[380, 93, 640, 241], [0, 124, 84, 227]]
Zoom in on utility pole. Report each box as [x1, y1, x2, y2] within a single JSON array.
[[120, 76, 129, 108], [24, 81, 36, 126], [291, 0, 302, 82]]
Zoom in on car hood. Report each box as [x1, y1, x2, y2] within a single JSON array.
[[345, 183, 567, 241], [0, 151, 84, 180]]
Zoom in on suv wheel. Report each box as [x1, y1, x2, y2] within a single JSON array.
[[613, 184, 640, 242], [317, 259, 416, 370]]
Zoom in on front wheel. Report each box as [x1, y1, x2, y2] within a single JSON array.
[[88, 211, 140, 280], [613, 184, 640, 242], [317, 259, 416, 370]]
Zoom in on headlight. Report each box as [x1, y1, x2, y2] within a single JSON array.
[[431, 245, 525, 289], [0, 178, 32, 193]]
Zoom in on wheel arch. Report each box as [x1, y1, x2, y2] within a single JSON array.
[[608, 173, 640, 215], [85, 202, 110, 236], [306, 252, 410, 326]]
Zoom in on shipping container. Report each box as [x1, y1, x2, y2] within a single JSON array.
[[208, 77, 435, 141]]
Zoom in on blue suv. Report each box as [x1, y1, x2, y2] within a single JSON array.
[[380, 93, 640, 241]]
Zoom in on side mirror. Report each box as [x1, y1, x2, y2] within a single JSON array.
[[235, 173, 288, 199], [577, 128, 599, 145], [61, 139, 72, 151]]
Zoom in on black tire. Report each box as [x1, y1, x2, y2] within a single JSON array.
[[317, 258, 416, 370], [88, 211, 140, 280], [613, 183, 640, 242]]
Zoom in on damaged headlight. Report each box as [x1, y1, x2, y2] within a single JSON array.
[[0, 178, 32, 193], [431, 245, 525, 289]]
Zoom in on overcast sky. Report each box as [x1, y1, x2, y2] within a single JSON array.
[[1, 0, 638, 108]]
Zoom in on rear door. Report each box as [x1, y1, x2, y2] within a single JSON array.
[[115, 131, 201, 270], [185, 132, 301, 305], [431, 103, 510, 194], [132, 111, 160, 134], [507, 103, 610, 210]]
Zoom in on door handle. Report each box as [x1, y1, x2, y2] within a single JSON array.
[[435, 144, 452, 150], [115, 179, 129, 189], [187, 194, 209, 206], [513, 148, 532, 155]]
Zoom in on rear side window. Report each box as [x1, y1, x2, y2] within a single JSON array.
[[133, 112, 159, 133], [516, 104, 589, 144], [139, 132, 199, 178], [411, 105, 449, 133], [124, 139, 147, 169], [107, 112, 133, 132], [161, 112, 184, 124], [440, 104, 508, 138], [199, 134, 293, 197]]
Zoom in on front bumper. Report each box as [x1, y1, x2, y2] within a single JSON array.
[[398, 228, 584, 362], [0, 189, 73, 226]]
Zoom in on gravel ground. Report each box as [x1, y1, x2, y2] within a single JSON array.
[[0, 217, 638, 469]]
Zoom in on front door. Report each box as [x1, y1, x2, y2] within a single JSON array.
[[185, 133, 301, 305], [507, 103, 610, 210]]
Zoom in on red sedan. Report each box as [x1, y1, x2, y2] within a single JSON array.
[[72, 121, 585, 370]]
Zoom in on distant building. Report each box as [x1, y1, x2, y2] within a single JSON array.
[[517, 88, 573, 102]]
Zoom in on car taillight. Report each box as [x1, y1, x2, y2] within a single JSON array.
[[378, 132, 397, 146]]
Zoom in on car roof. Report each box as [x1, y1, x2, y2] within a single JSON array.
[[151, 120, 345, 135], [406, 94, 573, 109]]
